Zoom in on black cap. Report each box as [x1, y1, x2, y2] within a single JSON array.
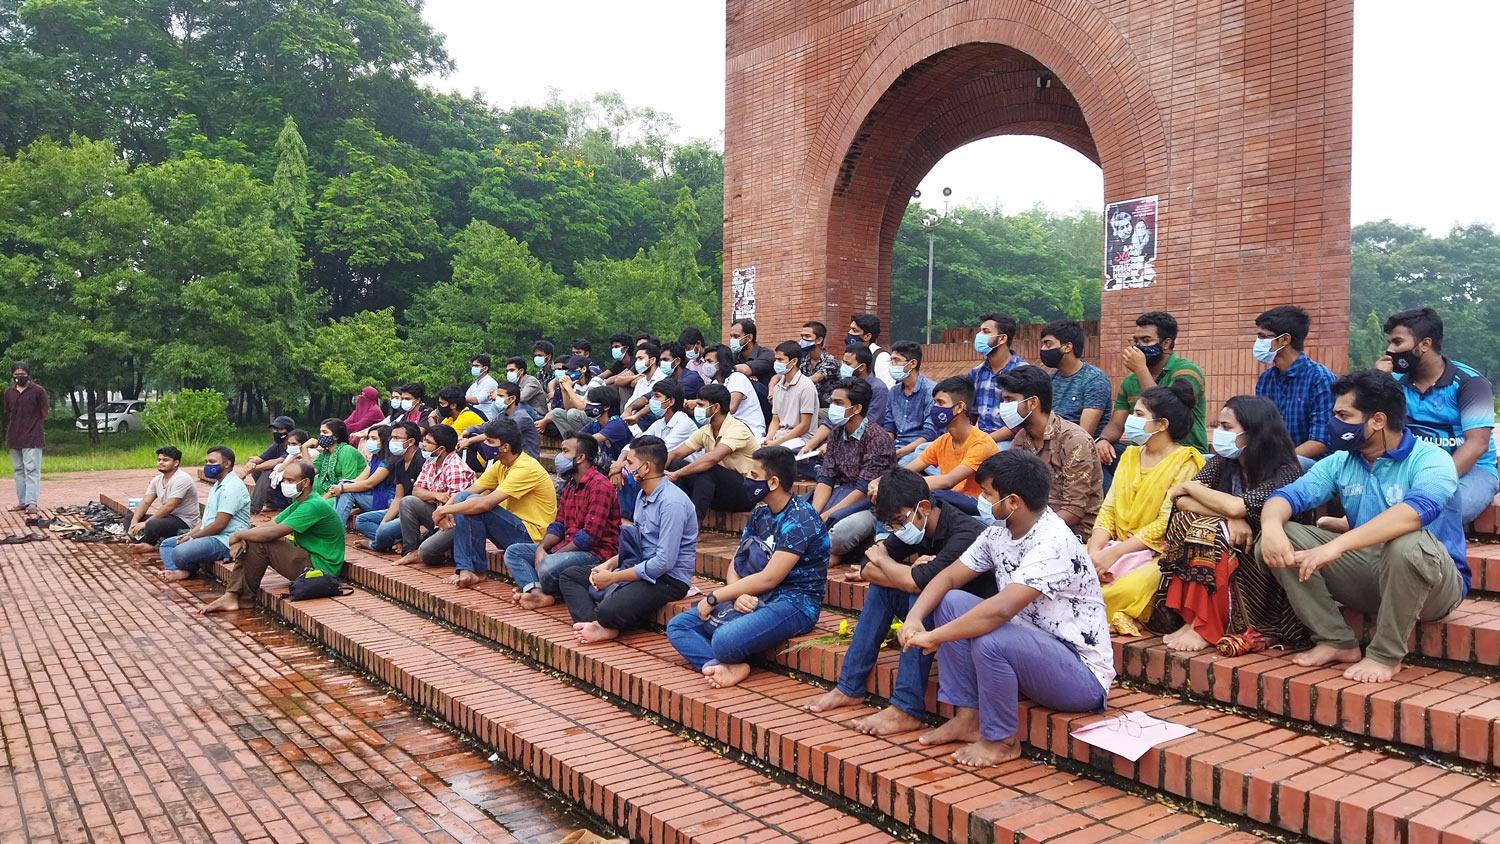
[[270, 415, 296, 430]]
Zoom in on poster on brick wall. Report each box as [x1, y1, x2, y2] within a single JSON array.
[[731, 266, 757, 321], [1103, 195, 1158, 291]]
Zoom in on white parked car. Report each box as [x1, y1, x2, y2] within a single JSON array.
[[75, 400, 146, 434]]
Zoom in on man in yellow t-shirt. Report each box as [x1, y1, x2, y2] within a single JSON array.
[[434, 417, 556, 588], [905, 376, 999, 515], [665, 383, 759, 518]]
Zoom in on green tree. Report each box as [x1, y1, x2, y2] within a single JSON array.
[[1349, 311, 1386, 369], [270, 116, 310, 237], [298, 308, 415, 419]]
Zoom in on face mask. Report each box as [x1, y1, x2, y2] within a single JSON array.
[[973, 332, 994, 356], [304, 445, 320, 458], [554, 454, 576, 476], [364, 440, 379, 454], [1211, 428, 1243, 459], [1123, 414, 1156, 445], [798, 339, 815, 351], [203, 463, 224, 480], [13, 376, 29, 385], [845, 332, 862, 348], [393, 399, 410, 411], [701, 362, 718, 380], [997, 400, 1029, 430], [826, 404, 848, 426], [1389, 348, 1421, 374], [693, 406, 709, 425], [316, 434, 335, 448], [742, 476, 771, 505], [1038, 348, 1064, 369], [729, 337, 743, 353], [272, 431, 288, 442], [280, 480, 301, 498], [533, 355, 547, 368], [567, 370, 582, 382], [420, 448, 435, 460], [471, 366, 483, 378], [839, 363, 856, 379], [633, 359, 649, 374], [622, 466, 639, 485], [685, 349, 699, 361], [928, 405, 955, 429], [1252, 337, 1280, 364], [648, 398, 665, 416], [658, 361, 675, 377], [773, 361, 789, 375], [1136, 344, 1165, 366], [975, 495, 997, 526], [584, 403, 604, 419], [503, 370, 519, 384], [893, 508, 926, 545], [888, 366, 908, 382], [389, 440, 407, 456], [1327, 415, 1368, 452], [611, 347, 626, 361]]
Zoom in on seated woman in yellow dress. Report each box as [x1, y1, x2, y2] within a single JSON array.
[[1086, 381, 1205, 634]]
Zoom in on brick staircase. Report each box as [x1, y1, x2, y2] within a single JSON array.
[[128, 478, 1500, 842]]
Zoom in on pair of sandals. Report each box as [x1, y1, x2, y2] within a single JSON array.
[[0, 533, 45, 544]]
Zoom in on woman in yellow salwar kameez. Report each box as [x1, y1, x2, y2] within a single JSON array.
[[1087, 381, 1205, 634]]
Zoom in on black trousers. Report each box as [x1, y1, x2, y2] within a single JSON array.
[[556, 566, 690, 630], [668, 460, 752, 519], [139, 515, 189, 545]]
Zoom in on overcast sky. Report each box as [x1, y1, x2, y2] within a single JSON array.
[[421, 1, 1499, 234]]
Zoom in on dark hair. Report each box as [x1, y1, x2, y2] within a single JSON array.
[[369, 424, 393, 462], [393, 421, 421, 444], [628, 435, 668, 473], [206, 445, 236, 467], [997, 365, 1053, 414], [678, 326, 705, 347], [933, 376, 975, 415], [1255, 306, 1311, 350], [698, 383, 731, 414], [891, 341, 922, 365], [494, 379, 520, 400], [586, 385, 620, 415], [752, 446, 797, 491], [1041, 319, 1086, 358], [775, 340, 804, 362], [1136, 311, 1179, 343], [1221, 396, 1300, 488], [636, 341, 661, 361], [832, 377, 872, 417], [505, 356, 527, 372], [652, 377, 684, 410], [566, 433, 600, 464], [1331, 369, 1407, 431], [609, 332, 634, 349], [156, 445, 183, 461], [10, 361, 30, 374], [843, 342, 874, 372], [532, 339, 554, 357], [425, 423, 458, 452], [286, 428, 309, 446], [400, 382, 426, 401], [975, 451, 1051, 511], [321, 417, 349, 442], [471, 354, 491, 368], [1138, 381, 1198, 442], [1383, 306, 1444, 352], [872, 468, 931, 523], [660, 340, 687, 363], [851, 313, 881, 342], [571, 338, 592, 354], [636, 334, 660, 349], [436, 386, 465, 410], [732, 318, 756, 341], [802, 320, 827, 340], [705, 344, 732, 382], [481, 417, 524, 454], [979, 313, 1018, 345]]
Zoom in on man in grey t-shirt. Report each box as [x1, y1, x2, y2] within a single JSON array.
[[128, 445, 201, 553]]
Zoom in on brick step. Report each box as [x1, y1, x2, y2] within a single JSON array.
[[210, 560, 905, 844], [339, 552, 1270, 844]]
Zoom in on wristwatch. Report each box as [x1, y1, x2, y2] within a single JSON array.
[[705, 592, 719, 607]]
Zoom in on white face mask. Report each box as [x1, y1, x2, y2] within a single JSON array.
[[279, 480, 301, 498]]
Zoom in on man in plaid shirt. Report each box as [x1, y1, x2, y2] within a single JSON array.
[[506, 435, 622, 609], [394, 424, 477, 566]]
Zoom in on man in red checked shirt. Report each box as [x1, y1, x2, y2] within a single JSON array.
[[504, 434, 621, 609]]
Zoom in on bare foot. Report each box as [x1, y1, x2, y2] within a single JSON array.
[[1291, 643, 1362, 668], [201, 593, 241, 614], [156, 570, 192, 582], [575, 621, 620, 644], [844, 564, 864, 582], [1163, 624, 1211, 653], [704, 662, 753, 688], [803, 688, 863, 713], [517, 592, 555, 610], [852, 706, 925, 736], [448, 570, 480, 589], [353, 539, 375, 552], [952, 737, 1022, 768], [394, 551, 424, 566], [1343, 656, 1400, 683], [129, 543, 156, 555], [920, 708, 980, 747]]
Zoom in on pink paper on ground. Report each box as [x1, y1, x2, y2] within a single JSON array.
[[1069, 711, 1197, 762]]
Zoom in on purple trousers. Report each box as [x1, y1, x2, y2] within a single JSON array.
[[932, 591, 1106, 740]]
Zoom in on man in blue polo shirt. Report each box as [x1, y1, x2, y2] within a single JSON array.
[[1378, 307, 1497, 524], [1258, 370, 1466, 685], [1253, 305, 1335, 469]]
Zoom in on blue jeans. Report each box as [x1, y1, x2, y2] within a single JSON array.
[[666, 598, 818, 670], [353, 509, 403, 551], [333, 490, 378, 525], [503, 543, 598, 595], [1458, 465, 1500, 525], [159, 535, 230, 574], [834, 583, 931, 717], [452, 491, 533, 574]]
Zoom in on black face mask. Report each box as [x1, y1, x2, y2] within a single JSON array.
[[1038, 348, 1063, 369], [13, 376, 29, 386], [1389, 348, 1422, 374], [1136, 344, 1165, 366]]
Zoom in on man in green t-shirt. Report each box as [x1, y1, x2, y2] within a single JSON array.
[[201, 460, 347, 614], [1095, 311, 1207, 462]]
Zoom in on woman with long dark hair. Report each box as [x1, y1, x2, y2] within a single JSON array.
[[1152, 396, 1311, 653]]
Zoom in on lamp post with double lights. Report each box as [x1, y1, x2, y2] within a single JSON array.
[[913, 187, 959, 345]]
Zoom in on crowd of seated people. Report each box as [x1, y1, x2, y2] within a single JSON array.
[[116, 305, 1494, 768]]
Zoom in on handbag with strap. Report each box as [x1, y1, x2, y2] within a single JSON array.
[[286, 567, 354, 601]]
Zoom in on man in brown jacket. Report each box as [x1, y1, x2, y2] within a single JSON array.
[[3, 362, 48, 515], [999, 366, 1103, 535]]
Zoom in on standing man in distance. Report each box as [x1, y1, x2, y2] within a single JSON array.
[[3, 362, 48, 514]]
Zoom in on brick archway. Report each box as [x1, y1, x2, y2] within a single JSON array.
[[724, 0, 1353, 406]]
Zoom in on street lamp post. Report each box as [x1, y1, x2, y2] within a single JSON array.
[[916, 187, 954, 345]]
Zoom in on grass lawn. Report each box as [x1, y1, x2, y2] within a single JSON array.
[[2, 423, 271, 476]]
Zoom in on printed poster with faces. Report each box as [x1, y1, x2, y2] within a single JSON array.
[[1103, 195, 1158, 290]]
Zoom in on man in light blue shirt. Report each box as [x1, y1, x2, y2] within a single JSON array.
[[1258, 370, 1465, 685], [557, 435, 697, 643], [465, 353, 499, 420], [158, 446, 252, 582], [883, 341, 938, 468]]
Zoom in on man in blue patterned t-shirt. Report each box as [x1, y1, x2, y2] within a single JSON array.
[[666, 446, 830, 689]]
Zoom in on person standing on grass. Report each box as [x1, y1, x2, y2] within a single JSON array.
[[127, 446, 200, 553], [3, 362, 47, 515], [158, 447, 250, 582], [202, 461, 345, 614]]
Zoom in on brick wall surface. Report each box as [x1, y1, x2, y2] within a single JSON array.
[[723, 0, 1353, 410]]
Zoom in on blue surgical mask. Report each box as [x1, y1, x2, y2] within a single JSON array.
[[658, 360, 675, 376], [648, 398, 665, 416], [693, 406, 709, 425], [973, 332, 994, 356], [1211, 428, 1243, 459], [203, 463, 224, 480], [1123, 414, 1156, 445], [685, 349, 699, 361], [1252, 337, 1280, 364], [892, 508, 926, 545], [798, 339, 815, 351], [633, 359, 648, 374], [420, 448, 435, 460], [773, 361, 789, 375], [506, 370, 520, 383], [742, 476, 771, 505], [533, 355, 547, 368], [364, 439, 380, 454], [888, 366, 907, 382], [611, 347, 625, 361], [389, 440, 407, 456], [1327, 416, 1367, 452], [826, 403, 848, 425], [974, 496, 997, 526], [839, 363, 856, 379], [471, 365, 483, 377], [554, 453, 575, 476], [701, 362, 718, 379], [729, 336, 743, 353]]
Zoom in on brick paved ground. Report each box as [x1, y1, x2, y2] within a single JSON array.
[[0, 488, 586, 844]]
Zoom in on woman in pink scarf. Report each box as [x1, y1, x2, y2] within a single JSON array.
[[345, 386, 386, 439]]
